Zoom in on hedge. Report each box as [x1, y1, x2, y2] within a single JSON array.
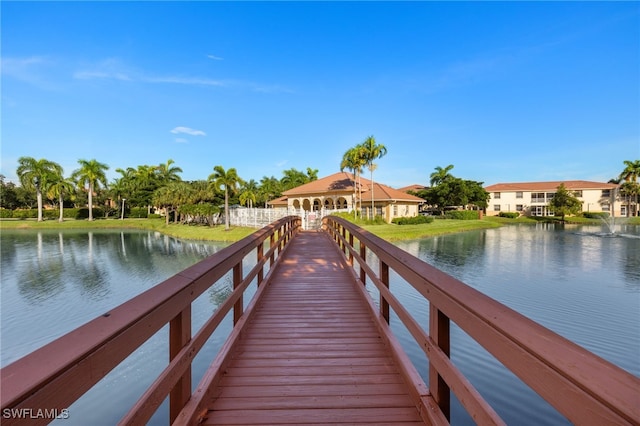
[[392, 215, 434, 225], [582, 212, 610, 219], [2, 208, 106, 220], [444, 210, 481, 220], [498, 212, 520, 219]]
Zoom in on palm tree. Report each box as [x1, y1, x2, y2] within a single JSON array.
[[259, 176, 282, 207], [72, 159, 109, 221], [430, 165, 455, 187], [340, 146, 366, 217], [209, 165, 243, 230], [239, 179, 259, 208], [360, 136, 387, 218], [47, 170, 75, 222], [16, 156, 62, 221], [620, 160, 640, 216], [156, 159, 183, 185]]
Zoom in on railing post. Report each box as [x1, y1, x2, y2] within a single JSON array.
[[348, 233, 354, 265], [341, 226, 347, 254], [233, 262, 243, 325], [169, 306, 191, 423], [429, 304, 451, 420], [380, 261, 390, 323], [257, 242, 264, 285]]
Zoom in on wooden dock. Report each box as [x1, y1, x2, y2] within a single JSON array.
[[201, 231, 427, 425]]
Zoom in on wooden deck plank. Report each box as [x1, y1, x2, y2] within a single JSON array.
[[201, 231, 428, 425]]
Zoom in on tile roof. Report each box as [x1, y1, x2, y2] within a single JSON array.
[[279, 171, 424, 203], [282, 171, 359, 195], [397, 184, 429, 193], [485, 180, 618, 192]]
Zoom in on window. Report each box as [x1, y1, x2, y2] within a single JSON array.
[[516, 192, 523, 199], [493, 205, 501, 211], [573, 190, 583, 197], [516, 204, 523, 211], [602, 189, 611, 198], [602, 203, 611, 212], [546, 193, 555, 200], [393, 205, 398, 216], [494, 192, 501, 199], [532, 192, 545, 203]]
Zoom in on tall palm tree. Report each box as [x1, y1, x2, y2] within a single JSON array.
[[430, 165, 455, 187], [156, 159, 183, 185], [16, 156, 62, 221], [72, 159, 109, 221], [47, 170, 75, 222], [259, 176, 282, 207], [360, 136, 387, 217], [209, 165, 243, 230], [340, 146, 366, 217]]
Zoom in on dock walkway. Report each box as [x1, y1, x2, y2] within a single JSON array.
[[201, 231, 426, 425]]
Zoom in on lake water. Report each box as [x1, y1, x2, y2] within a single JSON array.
[[1, 224, 638, 425]]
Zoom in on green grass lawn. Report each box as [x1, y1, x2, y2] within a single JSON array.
[[0, 218, 256, 242], [3, 214, 638, 243]]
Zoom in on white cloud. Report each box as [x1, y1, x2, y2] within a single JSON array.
[[207, 54, 224, 60], [175, 138, 188, 144], [1, 56, 58, 89], [170, 126, 206, 136], [148, 76, 225, 87], [276, 160, 288, 168]]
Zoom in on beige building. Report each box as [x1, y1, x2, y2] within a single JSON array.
[[484, 180, 622, 217], [268, 171, 424, 223]]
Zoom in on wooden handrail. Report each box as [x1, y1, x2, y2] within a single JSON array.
[[0, 216, 301, 426], [323, 216, 640, 425]]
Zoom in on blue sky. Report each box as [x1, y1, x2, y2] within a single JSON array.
[[2, 1, 639, 189]]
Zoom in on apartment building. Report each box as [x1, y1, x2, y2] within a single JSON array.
[[484, 180, 622, 217]]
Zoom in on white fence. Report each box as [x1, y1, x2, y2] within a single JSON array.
[[227, 207, 351, 230]]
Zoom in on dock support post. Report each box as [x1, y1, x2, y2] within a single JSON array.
[[429, 304, 451, 420]]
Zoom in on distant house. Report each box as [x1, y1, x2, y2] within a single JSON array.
[[484, 180, 621, 217], [268, 171, 424, 223]]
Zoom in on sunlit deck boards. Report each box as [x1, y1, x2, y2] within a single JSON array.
[[201, 231, 427, 425]]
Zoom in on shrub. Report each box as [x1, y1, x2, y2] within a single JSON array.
[[0, 209, 13, 218], [392, 215, 434, 225], [13, 209, 38, 219], [129, 207, 148, 218], [582, 212, 609, 219], [148, 213, 162, 219], [76, 207, 105, 219], [498, 212, 520, 219], [444, 210, 480, 220]]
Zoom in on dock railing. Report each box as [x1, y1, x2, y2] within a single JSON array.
[[323, 215, 640, 425], [0, 216, 301, 426]]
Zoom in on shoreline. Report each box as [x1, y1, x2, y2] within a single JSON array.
[[2, 216, 637, 243]]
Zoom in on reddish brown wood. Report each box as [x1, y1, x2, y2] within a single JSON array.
[[169, 306, 191, 423], [429, 304, 450, 421], [324, 216, 640, 426], [200, 231, 431, 425]]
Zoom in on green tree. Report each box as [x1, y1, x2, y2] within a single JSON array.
[[209, 166, 243, 230], [0, 175, 19, 210], [340, 145, 367, 217], [619, 160, 640, 216], [239, 179, 259, 208], [47, 170, 76, 222], [72, 159, 109, 221], [549, 183, 583, 222], [360, 136, 387, 217], [16, 156, 62, 221], [430, 165, 454, 187], [156, 159, 183, 185], [258, 176, 282, 207]]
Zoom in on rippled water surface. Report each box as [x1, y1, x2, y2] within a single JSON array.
[[1, 224, 638, 425]]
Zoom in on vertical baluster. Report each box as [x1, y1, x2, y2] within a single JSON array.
[[348, 233, 354, 265], [270, 233, 275, 266], [257, 242, 264, 285], [359, 242, 366, 285], [380, 261, 390, 323], [233, 262, 243, 325], [169, 306, 191, 423], [429, 304, 451, 420]]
